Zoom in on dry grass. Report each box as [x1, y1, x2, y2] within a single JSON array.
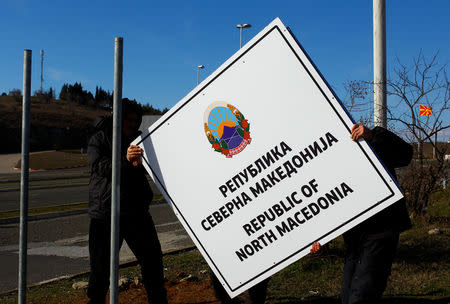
[[0, 191, 448, 304], [0, 95, 108, 129]]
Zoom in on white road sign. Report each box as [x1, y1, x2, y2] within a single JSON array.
[[133, 18, 403, 297]]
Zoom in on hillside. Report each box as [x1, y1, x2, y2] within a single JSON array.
[[0, 95, 109, 153]]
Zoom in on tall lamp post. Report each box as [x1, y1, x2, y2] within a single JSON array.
[[236, 23, 251, 49], [373, 0, 387, 128], [197, 65, 204, 85], [363, 80, 374, 128]]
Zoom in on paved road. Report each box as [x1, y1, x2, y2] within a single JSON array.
[[0, 171, 160, 212], [0, 203, 193, 292], [0, 167, 89, 183], [0, 181, 89, 211]]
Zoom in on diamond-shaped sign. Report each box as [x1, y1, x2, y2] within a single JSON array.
[[133, 17, 403, 297]]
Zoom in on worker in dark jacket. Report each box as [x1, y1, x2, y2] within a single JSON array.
[[312, 124, 413, 304], [342, 124, 412, 304], [87, 100, 167, 304]]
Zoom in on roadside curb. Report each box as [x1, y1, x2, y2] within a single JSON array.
[[0, 199, 167, 225], [0, 245, 196, 297]]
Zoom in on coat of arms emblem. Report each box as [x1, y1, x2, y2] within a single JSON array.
[[204, 102, 251, 158]]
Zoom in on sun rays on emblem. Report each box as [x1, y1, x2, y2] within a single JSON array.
[[207, 106, 238, 140]]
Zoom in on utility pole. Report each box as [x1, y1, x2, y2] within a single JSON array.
[[363, 81, 374, 127], [40, 50, 44, 93], [373, 0, 387, 128]]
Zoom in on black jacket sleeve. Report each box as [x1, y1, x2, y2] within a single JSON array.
[[344, 126, 413, 236], [369, 127, 413, 170], [88, 131, 132, 178], [88, 130, 153, 218], [88, 131, 113, 178]]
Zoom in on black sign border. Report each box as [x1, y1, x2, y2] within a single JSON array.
[[139, 24, 396, 292]]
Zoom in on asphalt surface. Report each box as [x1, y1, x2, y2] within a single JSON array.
[[0, 182, 89, 212], [0, 169, 160, 212], [0, 168, 188, 293], [0, 203, 193, 293], [0, 167, 90, 183]]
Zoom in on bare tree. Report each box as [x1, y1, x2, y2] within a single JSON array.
[[387, 51, 449, 215], [8, 89, 22, 103], [343, 51, 449, 215], [387, 51, 449, 161], [342, 80, 372, 126]]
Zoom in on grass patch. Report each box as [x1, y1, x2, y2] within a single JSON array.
[[0, 192, 448, 303], [1, 222, 447, 304], [15, 151, 88, 169], [427, 188, 450, 219], [0, 203, 88, 219]]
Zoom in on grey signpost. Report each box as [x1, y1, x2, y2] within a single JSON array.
[[18, 49, 31, 304], [110, 37, 123, 304]]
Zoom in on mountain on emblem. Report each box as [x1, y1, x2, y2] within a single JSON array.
[[203, 102, 251, 158]]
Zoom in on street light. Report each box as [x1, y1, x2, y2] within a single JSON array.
[[236, 23, 251, 49], [197, 65, 204, 85]]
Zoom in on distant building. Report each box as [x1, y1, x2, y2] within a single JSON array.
[[412, 142, 450, 159]]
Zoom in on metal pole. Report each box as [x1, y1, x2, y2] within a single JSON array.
[[368, 82, 371, 127], [373, 0, 387, 128], [18, 49, 31, 304], [196, 65, 204, 86], [237, 24, 251, 49], [433, 131, 437, 159], [363, 81, 373, 127], [239, 27, 243, 49], [40, 50, 44, 93], [110, 37, 123, 304]]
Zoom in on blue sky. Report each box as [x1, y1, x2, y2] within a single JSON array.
[[1, 0, 449, 116]]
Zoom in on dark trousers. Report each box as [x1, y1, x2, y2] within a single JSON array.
[[210, 272, 269, 304], [87, 213, 167, 304], [341, 231, 399, 304]]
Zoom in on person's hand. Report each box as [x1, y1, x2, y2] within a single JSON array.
[[351, 124, 373, 141], [127, 145, 142, 167], [310, 242, 321, 254]]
